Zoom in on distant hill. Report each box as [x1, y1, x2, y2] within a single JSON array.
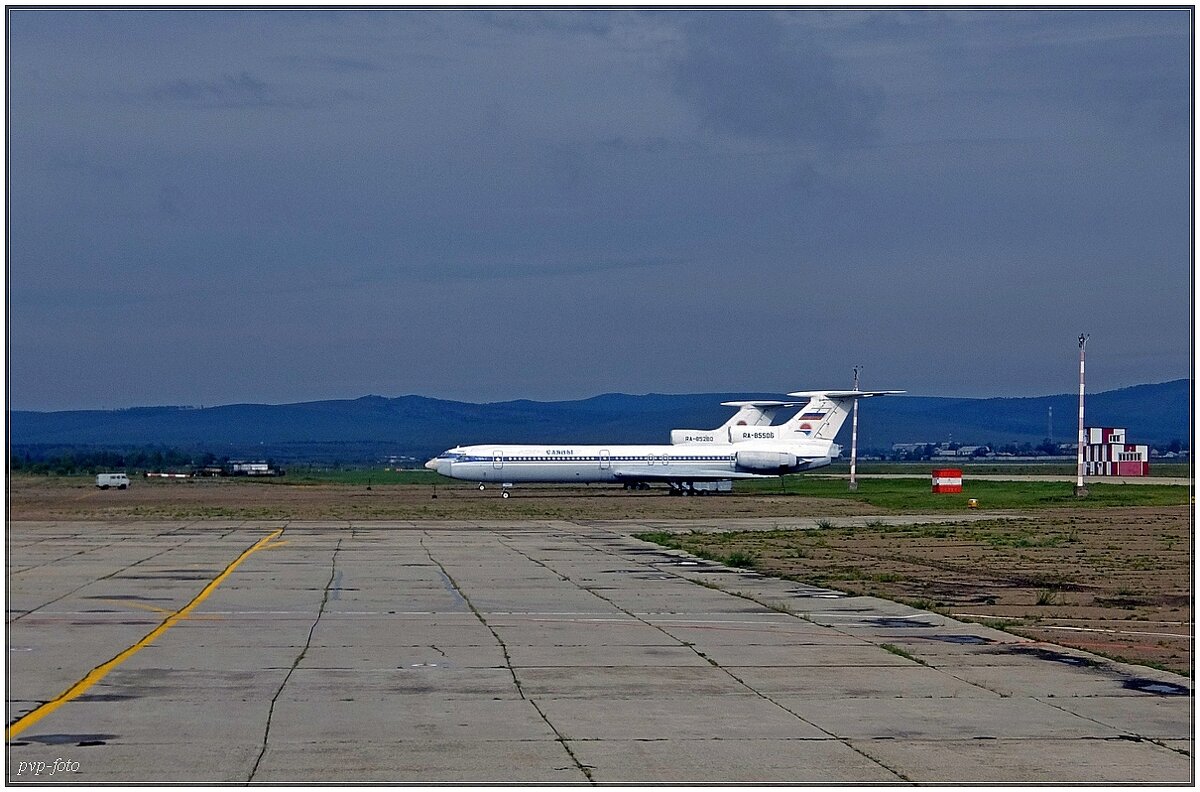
[[10, 380, 1190, 463], [861, 380, 1190, 449]]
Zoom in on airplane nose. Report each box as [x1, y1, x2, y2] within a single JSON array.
[[424, 458, 439, 471]]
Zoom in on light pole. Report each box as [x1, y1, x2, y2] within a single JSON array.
[[849, 365, 862, 491], [1075, 334, 1089, 497]]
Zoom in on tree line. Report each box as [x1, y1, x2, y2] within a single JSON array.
[[11, 446, 224, 476]]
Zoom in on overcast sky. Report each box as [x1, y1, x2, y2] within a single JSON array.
[[8, 8, 1193, 410]]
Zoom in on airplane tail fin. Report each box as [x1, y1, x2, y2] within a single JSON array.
[[781, 391, 904, 441], [672, 400, 804, 444], [716, 401, 803, 429]]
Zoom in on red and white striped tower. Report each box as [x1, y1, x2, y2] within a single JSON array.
[[849, 366, 862, 490], [1075, 334, 1089, 497]]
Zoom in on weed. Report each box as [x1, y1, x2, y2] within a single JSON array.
[[723, 550, 757, 568], [633, 531, 684, 549], [1035, 589, 1060, 606], [815, 519, 835, 530], [880, 643, 928, 666], [870, 572, 905, 583]]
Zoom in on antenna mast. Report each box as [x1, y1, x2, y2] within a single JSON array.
[[1075, 334, 1089, 497]]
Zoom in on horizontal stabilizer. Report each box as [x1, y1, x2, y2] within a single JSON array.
[[719, 400, 806, 408], [786, 390, 905, 399]]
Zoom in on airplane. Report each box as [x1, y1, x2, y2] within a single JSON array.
[[424, 390, 903, 497]]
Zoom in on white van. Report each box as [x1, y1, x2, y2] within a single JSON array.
[[96, 473, 130, 490]]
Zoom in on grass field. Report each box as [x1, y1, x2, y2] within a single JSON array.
[[10, 471, 1189, 519], [633, 505, 1192, 675], [256, 468, 434, 485], [822, 460, 1191, 477], [738, 477, 1189, 510], [274, 461, 1192, 481]]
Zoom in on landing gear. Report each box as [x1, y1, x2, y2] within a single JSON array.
[[478, 483, 486, 491], [501, 490, 510, 499]]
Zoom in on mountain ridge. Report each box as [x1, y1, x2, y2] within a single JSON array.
[[11, 380, 1189, 462]]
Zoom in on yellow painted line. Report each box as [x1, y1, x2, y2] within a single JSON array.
[[6, 529, 283, 740]]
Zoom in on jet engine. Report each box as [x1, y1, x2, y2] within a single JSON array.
[[735, 450, 797, 470]]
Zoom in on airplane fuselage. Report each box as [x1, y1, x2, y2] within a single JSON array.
[[425, 441, 837, 484]]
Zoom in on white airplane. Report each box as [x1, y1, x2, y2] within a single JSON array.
[[425, 390, 903, 497]]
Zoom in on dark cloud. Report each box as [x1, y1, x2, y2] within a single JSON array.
[[149, 71, 311, 109], [671, 12, 884, 143], [476, 9, 618, 37], [6, 9, 1191, 409], [278, 54, 384, 73]]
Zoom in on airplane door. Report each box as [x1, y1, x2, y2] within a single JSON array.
[[600, 450, 611, 470], [493, 450, 504, 470]]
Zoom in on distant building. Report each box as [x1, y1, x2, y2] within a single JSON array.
[[933, 445, 986, 457], [1084, 427, 1149, 476], [229, 461, 285, 477]]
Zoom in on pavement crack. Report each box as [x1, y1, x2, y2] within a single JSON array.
[[1145, 737, 1191, 757], [9, 526, 238, 623], [419, 534, 594, 785], [419, 534, 523, 697], [501, 531, 910, 783], [528, 698, 596, 785], [1036, 696, 1153, 743], [8, 520, 205, 581], [247, 534, 340, 783]]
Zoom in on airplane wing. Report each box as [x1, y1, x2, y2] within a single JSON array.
[[612, 468, 769, 481]]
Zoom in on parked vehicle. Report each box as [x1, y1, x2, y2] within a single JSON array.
[[95, 473, 130, 490]]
